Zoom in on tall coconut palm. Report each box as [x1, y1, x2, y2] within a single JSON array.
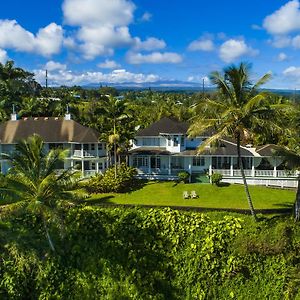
[[189, 62, 287, 220], [0, 135, 81, 251]]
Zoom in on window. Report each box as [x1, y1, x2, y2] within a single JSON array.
[[180, 136, 184, 145], [91, 162, 96, 170], [192, 156, 205, 166], [173, 135, 179, 146], [167, 137, 171, 146], [91, 144, 95, 151], [133, 156, 149, 167], [98, 143, 103, 150]]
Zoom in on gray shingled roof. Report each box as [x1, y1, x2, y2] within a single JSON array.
[[174, 140, 255, 157], [136, 117, 189, 136], [0, 117, 100, 144], [256, 144, 281, 156]]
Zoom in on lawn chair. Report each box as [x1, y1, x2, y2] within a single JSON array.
[[191, 191, 198, 199], [183, 191, 189, 199]]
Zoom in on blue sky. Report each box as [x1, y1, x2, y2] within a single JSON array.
[[1, 0, 300, 88]]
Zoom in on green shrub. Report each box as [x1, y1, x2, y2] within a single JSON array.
[[211, 172, 223, 186], [85, 163, 137, 193], [177, 171, 190, 183]]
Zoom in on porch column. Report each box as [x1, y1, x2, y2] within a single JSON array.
[[96, 161, 99, 173], [148, 156, 151, 174], [188, 157, 192, 183], [273, 166, 277, 177], [70, 159, 74, 169], [230, 157, 234, 177], [209, 156, 212, 176], [168, 156, 171, 175], [251, 158, 255, 177], [81, 160, 84, 177], [81, 143, 84, 158]]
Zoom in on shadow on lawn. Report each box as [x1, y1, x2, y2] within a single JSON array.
[[83, 195, 115, 205]]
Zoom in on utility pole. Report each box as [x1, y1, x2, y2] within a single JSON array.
[[45, 70, 48, 88]]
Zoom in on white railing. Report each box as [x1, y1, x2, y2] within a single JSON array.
[[72, 150, 97, 157], [84, 170, 97, 177], [255, 170, 274, 177], [214, 169, 231, 176]]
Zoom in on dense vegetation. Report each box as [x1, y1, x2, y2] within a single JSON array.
[[0, 206, 299, 299]]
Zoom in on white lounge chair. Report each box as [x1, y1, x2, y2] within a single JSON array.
[[191, 191, 198, 199], [183, 191, 189, 199]]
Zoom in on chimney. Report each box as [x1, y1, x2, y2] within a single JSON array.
[[11, 104, 17, 121], [64, 105, 71, 120]]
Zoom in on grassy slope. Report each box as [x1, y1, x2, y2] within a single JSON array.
[[88, 181, 295, 210]]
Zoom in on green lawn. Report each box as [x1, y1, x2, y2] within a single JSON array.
[[87, 181, 296, 210]]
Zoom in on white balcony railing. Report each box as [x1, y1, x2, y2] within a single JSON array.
[[72, 150, 97, 157]]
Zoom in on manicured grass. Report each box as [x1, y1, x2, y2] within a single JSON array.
[[87, 181, 296, 210]]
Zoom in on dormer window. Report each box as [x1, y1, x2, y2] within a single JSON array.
[[180, 136, 184, 145], [174, 136, 179, 146]]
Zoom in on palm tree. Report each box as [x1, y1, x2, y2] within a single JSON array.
[[189, 62, 287, 220], [0, 135, 81, 251]]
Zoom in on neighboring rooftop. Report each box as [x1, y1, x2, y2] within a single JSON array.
[[256, 144, 282, 156], [0, 117, 100, 144], [136, 117, 189, 136]]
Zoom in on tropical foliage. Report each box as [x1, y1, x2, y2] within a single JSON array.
[[189, 62, 289, 219], [0, 207, 299, 299], [0, 135, 81, 251]]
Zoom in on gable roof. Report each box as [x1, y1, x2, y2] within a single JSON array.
[[256, 144, 281, 156], [0, 117, 100, 144], [175, 139, 255, 157], [136, 117, 189, 136]]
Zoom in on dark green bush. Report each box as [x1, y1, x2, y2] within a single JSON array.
[[85, 163, 138, 193], [211, 172, 223, 185], [177, 171, 190, 183]]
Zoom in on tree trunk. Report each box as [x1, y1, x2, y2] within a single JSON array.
[[43, 218, 55, 252], [295, 176, 300, 222], [236, 135, 257, 221], [114, 141, 117, 179]]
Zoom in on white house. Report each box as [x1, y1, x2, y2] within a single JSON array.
[[129, 117, 298, 187], [0, 113, 107, 177]]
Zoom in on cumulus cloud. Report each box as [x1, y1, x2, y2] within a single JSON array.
[[277, 52, 288, 61], [0, 49, 8, 64], [283, 66, 300, 77], [133, 37, 166, 51], [263, 0, 300, 35], [98, 59, 121, 69], [219, 39, 258, 63], [45, 61, 67, 71], [187, 38, 214, 51], [62, 0, 137, 59], [34, 67, 160, 86], [0, 20, 63, 57], [140, 12, 152, 22], [270, 35, 292, 48], [126, 51, 182, 64]]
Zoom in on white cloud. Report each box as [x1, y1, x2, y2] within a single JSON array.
[[0, 49, 8, 63], [188, 39, 214, 51], [34, 68, 160, 86], [292, 35, 300, 48], [133, 37, 166, 51], [62, 0, 137, 59], [98, 59, 121, 69], [283, 66, 300, 77], [277, 52, 288, 61], [126, 51, 183, 64], [63, 0, 135, 27], [0, 20, 63, 56], [140, 12, 152, 22], [263, 0, 300, 35], [270, 35, 292, 48], [219, 39, 258, 63], [45, 61, 67, 71]]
